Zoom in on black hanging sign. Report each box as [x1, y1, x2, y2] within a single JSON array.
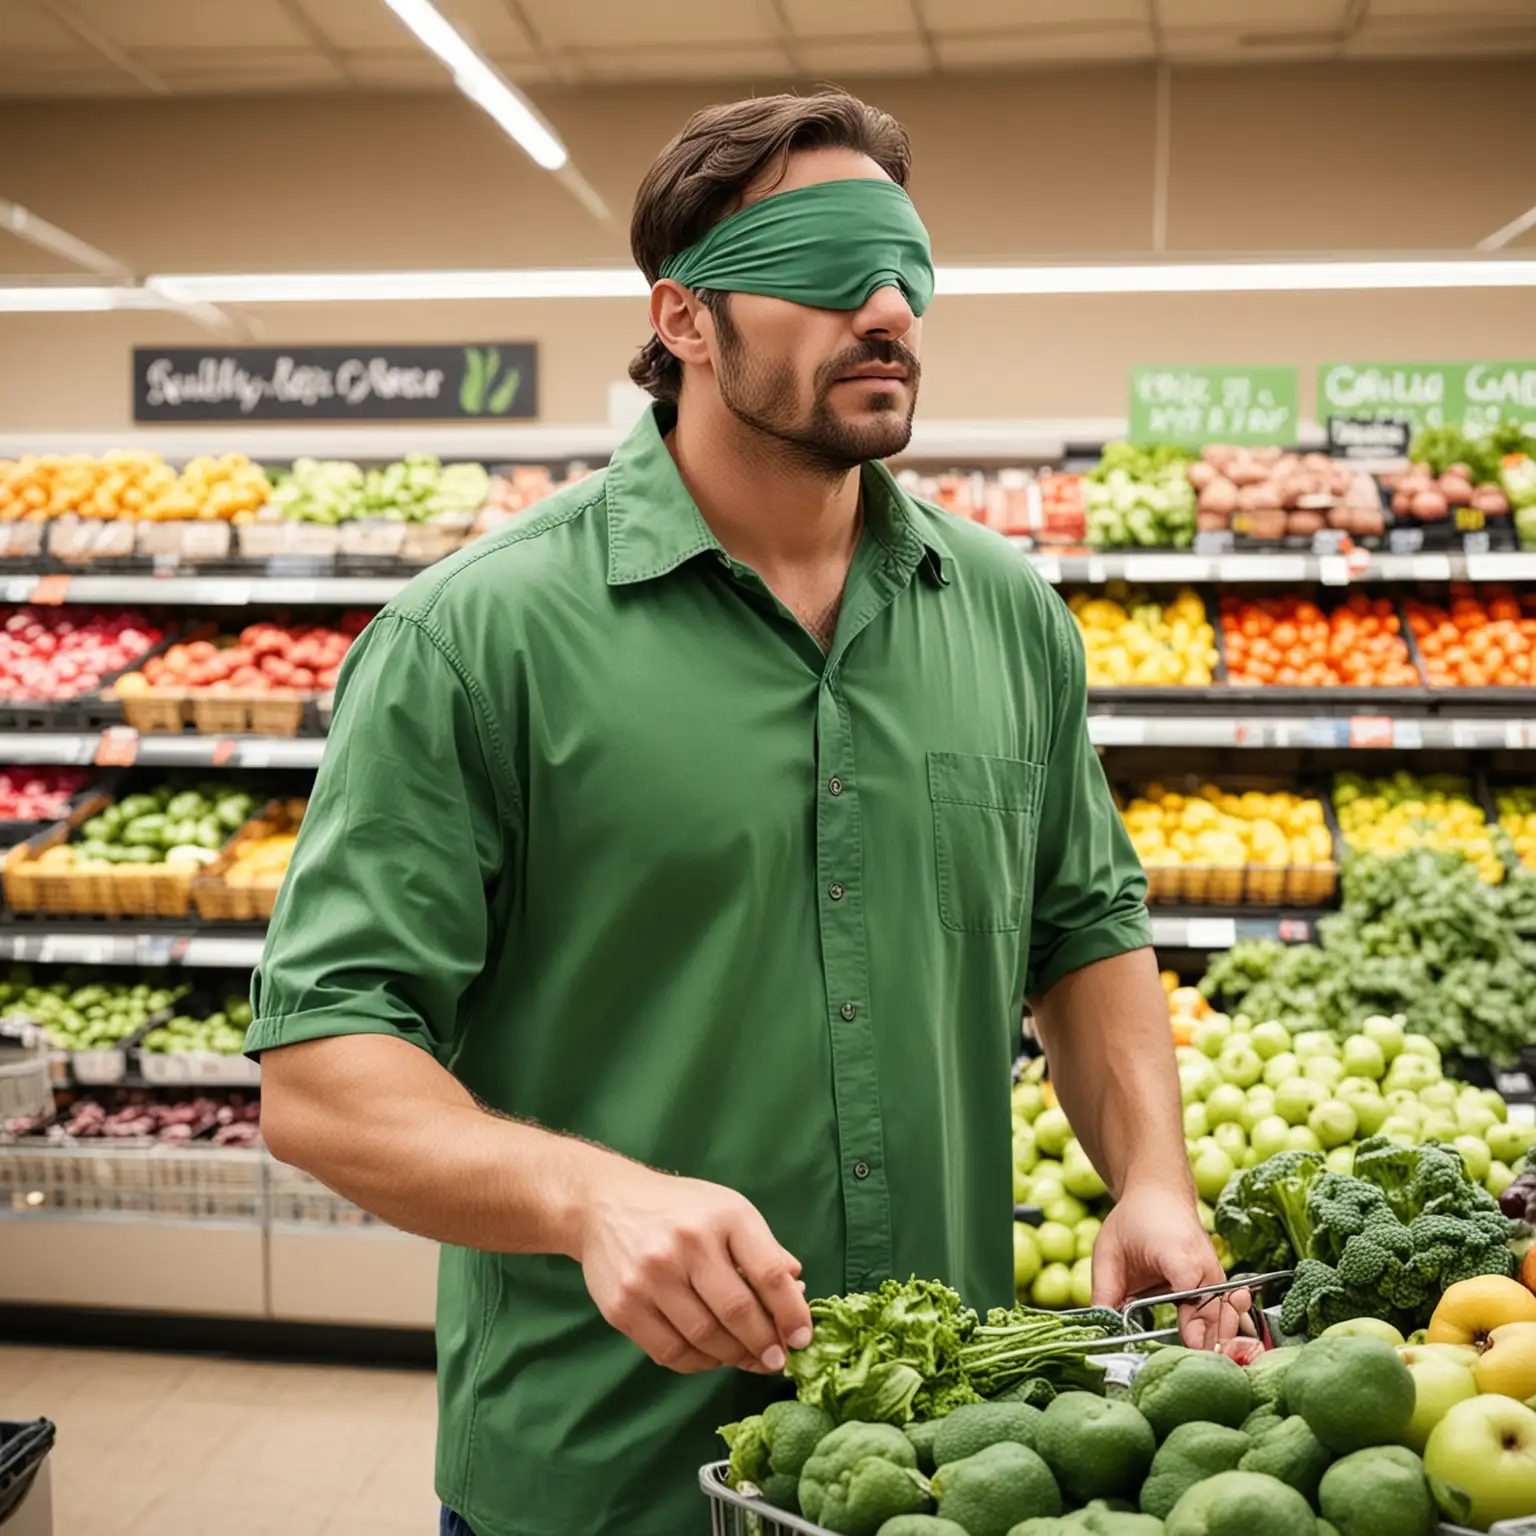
[[1326, 416, 1410, 460], [133, 343, 538, 422]]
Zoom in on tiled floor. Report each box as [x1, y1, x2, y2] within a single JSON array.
[[0, 1345, 440, 1536]]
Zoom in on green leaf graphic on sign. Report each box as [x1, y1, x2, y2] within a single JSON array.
[[460, 347, 488, 414], [487, 368, 521, 415]]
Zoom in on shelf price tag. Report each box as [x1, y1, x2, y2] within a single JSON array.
[[1184, 918, 1237, 950], [1088, 716, 1146, 746], [1318, 555, 1350, 587], [1506, 721, 1531, 750], [210, 738, 238, 767], [95, 726, 139, 766], [1411, 555, 1452, 582], [1029, 553, 1062, 584], [30, 575, 71, 606], [1349, 716, 1395, 749], [2, 578, 36, 603], [1393, 719, 1423, 750]]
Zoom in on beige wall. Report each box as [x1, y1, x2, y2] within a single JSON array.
[[2, 62, 1534, 432]]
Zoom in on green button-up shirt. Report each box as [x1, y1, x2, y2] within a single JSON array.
[[246, 403, 1150, 1536]]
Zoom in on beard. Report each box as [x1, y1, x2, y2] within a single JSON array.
[[710, 299, 921, 473]]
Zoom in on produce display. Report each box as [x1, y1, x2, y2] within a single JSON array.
[[50, 782, 256, 870], [1496, 788, 1536, 870], [1190, 445, 1383, 542], [265, 455, 488, 525], [1118, 783, 1334, 903], [1332, 771, 1503, 880], [717, 1275, 1536, 1533], [0, 766, 92, 824], [25, 1090, 260, 1145], [1403, 586, 1536, 688], [1069, 588, 1217, 688], [1386, 426, 1516, 524], [0, 972, 192, 1050], [116, 614, 367, 696], [139, 994, 253, 1057], [1201, 847, 1536, 1064], [220, 798, 305, 892], [1219, 592, 1419, 688], [1084, 444, 1196, 549], [0, 451, 269, 523], [0, 606, 165, 701]]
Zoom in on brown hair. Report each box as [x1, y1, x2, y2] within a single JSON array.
[[628, 89, 913, 402]]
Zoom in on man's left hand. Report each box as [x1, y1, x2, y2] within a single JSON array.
[[1089, 1183, 1250, 1350]]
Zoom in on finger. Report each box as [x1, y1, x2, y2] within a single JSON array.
[[693, 1257, 788, 1371], [727, 1218, 814, 1353], [655, 1279, 757, 1369], [625, 1304, 723, 1375], [1089, 1237, 1126, 1310]]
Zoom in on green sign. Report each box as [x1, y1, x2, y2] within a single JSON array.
[[1129, 366, 1298, 446], [1318, 361, 1536, 436]]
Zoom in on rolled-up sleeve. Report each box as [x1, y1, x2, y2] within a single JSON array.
[[1025, 592, 1152, 999], [244, 611, 515, 1061]]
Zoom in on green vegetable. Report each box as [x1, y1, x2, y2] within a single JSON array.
[[1280, 1335, 1414, 1454], [1139, 1422, 1250, 1520], [1033, 1392, 1155, 1507], [1351, 1136, 1506, 1225], [876, 1518, 968, 1536], [1243, 1348, 1300, 1412], [799, 1423, 928, 1536], [1214, 1150, 1326, 1273], [1163, 1470, 1315, 1536], [1084, 443, 1197, 550], [1236, 1415, 1331, 1504], [719, 1399, 833, 1491], [903, 1420, 942, 1475], [1318, 1445, 1435, 1536], [1131, 1349, 1252, 1441], [932, 1441, 1061, 1536], [932, 1402, 1041, 1466]]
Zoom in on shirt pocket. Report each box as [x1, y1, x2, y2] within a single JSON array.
[[928, 751, 1044, 934]]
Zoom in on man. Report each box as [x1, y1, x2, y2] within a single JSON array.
[[251, 89, 1236, 1536]]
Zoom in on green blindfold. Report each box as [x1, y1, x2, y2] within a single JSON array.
[[660, 178, 935, 317]]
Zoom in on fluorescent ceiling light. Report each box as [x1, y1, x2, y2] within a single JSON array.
[[0, 286, 166, 313], [149, 270, 648, 303], [382, 0, 567, 171]]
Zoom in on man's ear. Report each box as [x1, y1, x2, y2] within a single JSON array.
[[650, 280, 714, 370]]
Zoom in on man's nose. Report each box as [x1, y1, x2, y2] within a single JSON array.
[[853, 284, 916, 341]]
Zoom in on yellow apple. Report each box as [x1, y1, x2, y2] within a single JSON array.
[[1428, 1275, 1536, 1350], [1424, 1395, 1536, 1532], [1476, 1322, 1536, 1401]]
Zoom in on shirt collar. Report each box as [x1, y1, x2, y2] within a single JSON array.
[[605, 402, 953, 588]]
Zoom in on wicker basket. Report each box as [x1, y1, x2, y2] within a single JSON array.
[[119, 689, 189, 734], [0, 1036, 53, 1123], [4, 815, 210, 919], [193, 800, 300, 922], [188, 692, 306, 737]]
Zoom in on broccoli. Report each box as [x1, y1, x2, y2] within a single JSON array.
[[1407, 1211, 1518, 1291], [1303, 1174, 1401, 1266], [1279, 1257, 1395, 1338], [1215, 1149, 1327, 1270], [1352, 1135, 1504, 1223]]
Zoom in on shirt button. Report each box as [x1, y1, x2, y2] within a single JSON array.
[[853, 1161, 871, 1180], [840, 1002, 857, 1021], [828, 882, 845, 901], [828, 777, 843, 796]]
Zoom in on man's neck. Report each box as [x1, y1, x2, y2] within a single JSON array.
[[665, 394, 864, 581]]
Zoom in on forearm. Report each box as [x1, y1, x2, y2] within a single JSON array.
[[1029, 946, 1191, 1202], [258, 1033, 617, 1257]]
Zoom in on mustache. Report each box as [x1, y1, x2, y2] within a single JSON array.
[[815, 339, 921, 395]]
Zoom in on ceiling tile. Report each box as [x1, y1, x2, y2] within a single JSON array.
[[934, 26, 1155, 66], [796, 38, 931, 74], [572, 41, 793, 79], [1162, 25, 1342, 60], [0, 6, 85, 53], [65, 0, 311, 49], [525, 0, 777, 49], [0, 67, 133, 97], [344, 49, 554, 85], [781, 0, 921, 41], [920, 0, 1145, 27], [1368, 0, 1536, 14], [136, 51, 345, 90], [1156, 0, 1347, 25]]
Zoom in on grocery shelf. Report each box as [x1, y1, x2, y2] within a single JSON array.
[[0, 573, 404, 606], [1148, 910, 1324, 949], [1087, 713, 1536, 749], [0, 732, 324, 767], [0, 920, 265, 968]]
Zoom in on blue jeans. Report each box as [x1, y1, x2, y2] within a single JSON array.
[[441, 1509, 475, 1536]]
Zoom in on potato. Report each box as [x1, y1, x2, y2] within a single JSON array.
[[1198, 477, 1240, 516], [1437, 473, 1474, 504], [1411, 489, 1450, 521], [1228, 460, 1272, 487], [1286, 510, 1325, 536], [1196, 510, 1231, 532], [1350, 507, 1386, 536], [1241, 509, 1288, 540], [1447, 462, 1474, 481], [1188, 461, 1219, 491], [1472, 486, 1511, 516], [1392, 488, 1414, 516], [1303, 452, 1334, 475], [1253, 445, 1284, 467], [1202, 444, 1236, 468], [1238, 481, 1282, 512]]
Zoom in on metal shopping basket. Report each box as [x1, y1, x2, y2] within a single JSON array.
[[0, 1418, 54, 1530]]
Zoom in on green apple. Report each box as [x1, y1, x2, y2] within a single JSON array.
[[1420, 1113, 1461, 1144], [1321, 1316, 1405, 1345], [1401, 1343, 1482, 1368], [1488, 1122, 1536, 1165], [1337, 1075, 1382, 1100], [1175, 1045, 1206, 1069], [1042, 1193, 1091, 1227], [1274, 1077, 1328, 1126], [1379, 1115, 1420, 1146], [1180, 1062, 1220, 1106], [1249, 1020, 1293, 1060], [1030, 1157, 1064, 1186], [1423, 1394, 1536, 1532], [1250, 1114, 1291, 1160], [1014, 1123, 1039, 1166], [1452, 1135, 1492, 1183], [1033, 1106, 1073, 1158], [1294, 1030, 1341, 1061], [1014, 1222, 1043, 1290], [1069, 1256, 1094, 1309], [1399, 1352, 1479, 1454], [1183, 1103, 1210, 1140], [1487, 1160, 1514, 1197], [1362, 1014, 1406, 1062], [1418, 1081, 1459, 1111], [1027, 1176, 1065, 1210], [1031, 1262, 1074, 1309], [1302, 1056, 1346, 1091], [1479, 1089, 1510, 1124], [1073, 1217, 1102, 1259], [1458, 1102, 1500, 1140], [1213, 1122, 1249, 1161], [1012, 1082, 1046, 1122], [1399, 1033, 1442, 1068], [1326, 1146, 1356, 1175], [1036, 1220, 1077, 1264], [1385, 1054, 1440, 1096], [1262, 1051, 1301, 1089], [1341, 1035, 1387, 1081], [1205, 1083, 1247, 1127], [1387, 1087, 1424, 1114], [1239, 1096, 1277, 1135], [1194, 1016, 1234, 1058], [1286, 1125, 1324, 1153], [1063, 1145, 1108, 1202], [1217, 1045, 1264, 1090], [1242, 1145, 1263, 1167], [1310, 1099, 1359, 1149], [1196, 1199, 1215, 1234], [1013, 1163, 1032, 1202], [1349, 1093, 1393, 1136], [1191, 1145, 1237, 1203]]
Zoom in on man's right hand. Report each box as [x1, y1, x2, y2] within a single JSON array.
[[576, 1160, 814, 1375]]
